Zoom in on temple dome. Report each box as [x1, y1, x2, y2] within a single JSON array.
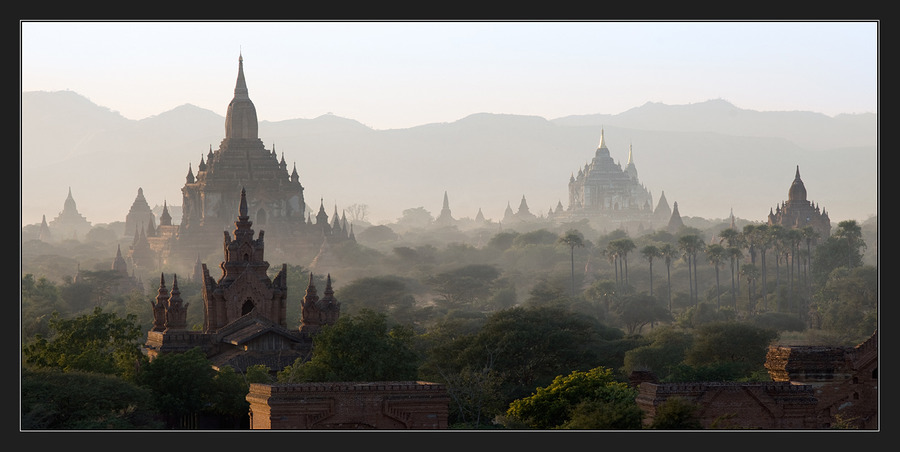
[[224, 54, 259, 140]]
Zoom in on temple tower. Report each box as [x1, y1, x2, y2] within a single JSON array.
[[200, 188, 288, 332], [563, 129, 656, 229], [767, 166, 831, 240], [125, 188, 155, 236], [48, 187, 92, 240], [435, 191, 455, 226], [177, 54, 307, 261]]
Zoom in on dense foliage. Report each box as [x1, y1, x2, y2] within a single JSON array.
[[23, 306, 146, 380], [20, 213, 877, 429], [278, 309, 420, 383], [499, 366, 643, 429], [22, 368, 162, 429]]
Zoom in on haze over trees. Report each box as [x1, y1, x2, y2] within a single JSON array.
[[21, 93, 877, 430], [21, 207, 877, 429], [22, 92, 876, 237]]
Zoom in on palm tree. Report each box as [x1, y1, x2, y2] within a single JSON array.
[[718, 227, 740, 248], [756, 225, 772, 307], [604, 242, 621, 292], [740, 263, 760, 314], [799, 226, 819, 296], [720, 227, 747, 294], [586, 280, 618, 318], [678, 234, 705, 305], [833, 220, 864, 269], [742, 224, 759, 268], [618, 238, 636, 294], [785, 228, 803, 313], [607, 238, 635, 294], [726, 246, 744, 309], [744, 224, 765, 308], [641, 244, 662, 297], [768, 225, 786, 298], [659, 243, 677, 313], [705, 243, 726, 310], [558, 229, 585, 298]]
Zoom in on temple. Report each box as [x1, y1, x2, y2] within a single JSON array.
[[559, 130, 669, 230], [47, 187, 92, 240], [145, 188, 340, 373], [767, 166, 831, 239], [119, 54, 353, 274]]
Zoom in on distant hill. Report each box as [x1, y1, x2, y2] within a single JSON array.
[[552, 99, 876, 151], [21, 91, 877, 228]]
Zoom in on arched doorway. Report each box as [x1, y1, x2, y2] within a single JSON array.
[[242, 299, 255, 316]]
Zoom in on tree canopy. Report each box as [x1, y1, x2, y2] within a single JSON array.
[[23, 306, 145, 380], [278, 309, 420, 383], [499, 366, 643, 429]]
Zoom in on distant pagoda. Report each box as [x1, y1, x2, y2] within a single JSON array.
[[767, 166, 831, 240], [558, 130, 667, 230]]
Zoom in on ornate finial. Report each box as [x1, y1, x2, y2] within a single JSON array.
[[239, 187, 248, 218]]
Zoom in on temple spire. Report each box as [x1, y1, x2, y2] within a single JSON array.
[[239, 187, 249, 219], [224, 53, 258, 140], [234, 53, 249, 99]]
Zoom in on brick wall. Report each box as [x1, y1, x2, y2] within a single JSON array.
[[636, 332, 877, 429], [636, 381, 819, 429], [246, 381, 450, 429]]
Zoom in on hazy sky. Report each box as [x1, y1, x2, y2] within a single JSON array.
[[21, 20, 877, 130]]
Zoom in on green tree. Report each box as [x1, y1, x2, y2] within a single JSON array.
[[396, 206, 434, 229], [623, 326, 693, 381], [719, 226, 745, 294], [336, 275, 417, 324], [659, 243, 678, 313], [418, 312, 498, 427], [513, 229, 560, 247], [678, 234, 705, 305], [21, 274, 63, 339], [683, 321, 778, 378], [612, 238, 636, 294], [615, 294, 673, 335], [770, 224, 788, 296], [22, 368, 162, 429], [137, 347, 217, 429], [812, 265, 877, 343], [785, 228, 803, 313], [23, 306, 146, 380], [740, 264, 760, 313], [278, 309, 419, 383], [705, 243, 726, 310], [833, 220, 864, 269], [725, 246, 743, 310], [641, 244, 662, 298], [800, 226, 820, 297], [499, 366, 642, 429], [558, 229, 585, 297], [648, 396, 703, 429], [426, 264, 501, 309], [750, 225, 773, 309], [421, 305, 625, 425], [486, 231, 520, 252], [207, 365, 251, 428], [245, 364, 274, 384], [524, 276, 571, 309], [458, 306, 623, 402]]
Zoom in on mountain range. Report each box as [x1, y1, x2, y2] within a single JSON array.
[[21, 90, 877, 229]]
